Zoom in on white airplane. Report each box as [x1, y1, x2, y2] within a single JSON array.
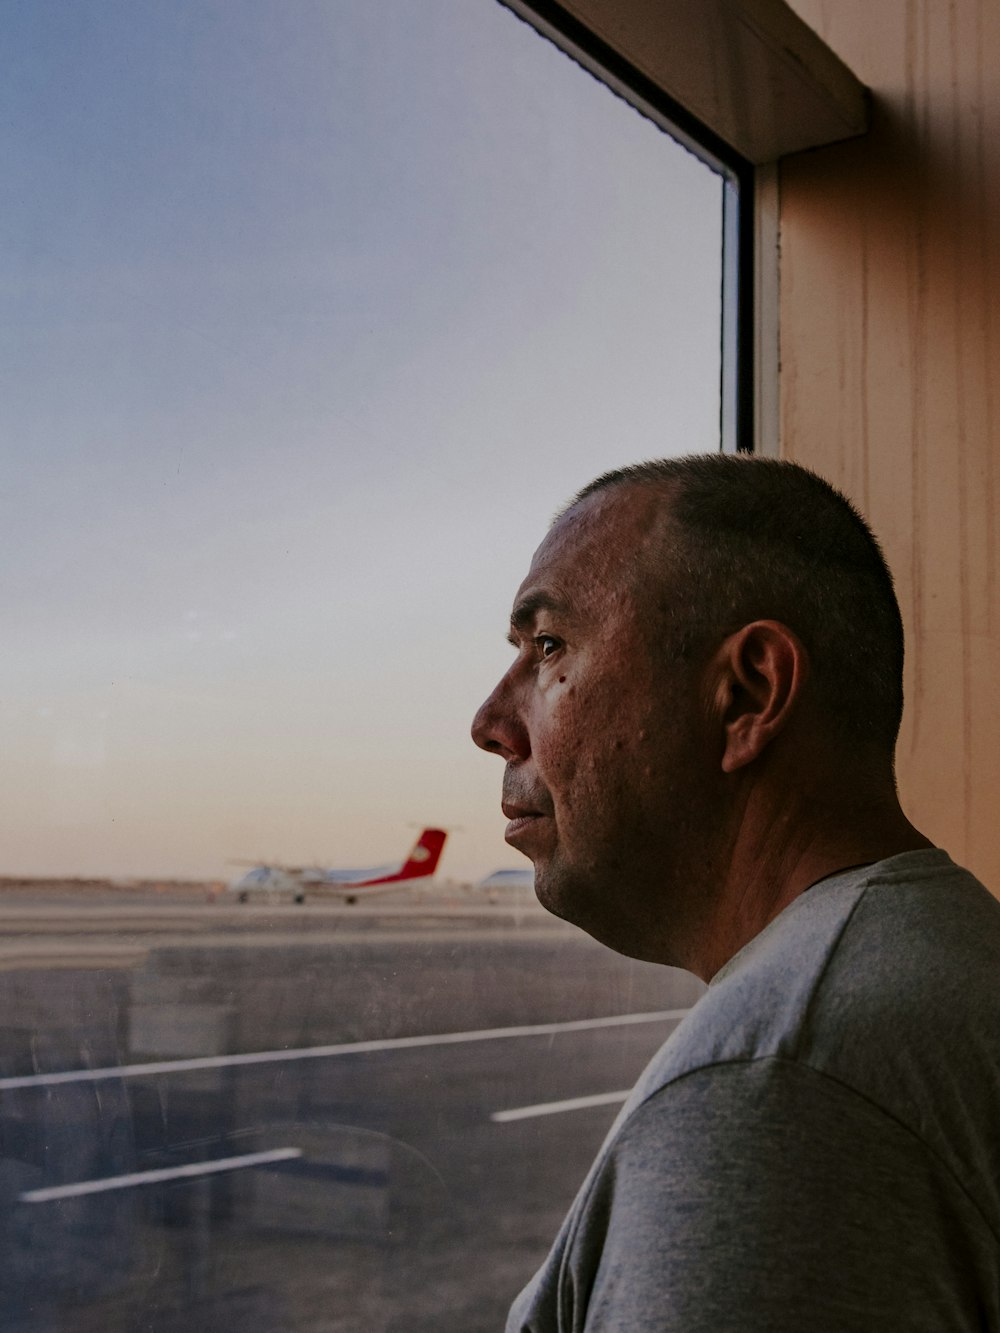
[[229, 827, 448, 904]]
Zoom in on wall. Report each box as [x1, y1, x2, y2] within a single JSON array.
[[779, 0, 1000, 886]]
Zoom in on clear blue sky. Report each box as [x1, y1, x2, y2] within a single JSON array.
[[1, 1, 722, 882]]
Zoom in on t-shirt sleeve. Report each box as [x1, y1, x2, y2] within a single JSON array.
[[566, 1058, 991, 1333]]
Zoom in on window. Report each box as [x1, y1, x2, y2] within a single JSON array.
[[2, 3, 729, 1327]]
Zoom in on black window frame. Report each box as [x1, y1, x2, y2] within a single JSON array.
[[498, 0, 755, 454]]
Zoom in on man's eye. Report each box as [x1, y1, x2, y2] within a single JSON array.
[[534, 634, 561, 658]]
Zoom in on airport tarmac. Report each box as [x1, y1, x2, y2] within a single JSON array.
[[0, 889, 704, 1332]]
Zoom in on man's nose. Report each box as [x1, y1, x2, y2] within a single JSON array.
[[471, 675, 530, 762]]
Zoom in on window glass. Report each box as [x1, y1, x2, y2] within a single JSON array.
[[2, 2, 718, 1327]]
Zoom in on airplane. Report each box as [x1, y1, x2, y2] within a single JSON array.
[[228, 827, 448, 904]]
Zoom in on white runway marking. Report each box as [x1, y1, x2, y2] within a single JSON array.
[[20, 1147, 301, 1204], [492, 1091, 630, 1122], [0, 1008, 691, 1091]]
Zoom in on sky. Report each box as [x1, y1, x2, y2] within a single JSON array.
[[1, 0, 723, 883]]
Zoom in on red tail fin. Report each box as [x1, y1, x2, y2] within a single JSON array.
[[396, 827, 447, 880]]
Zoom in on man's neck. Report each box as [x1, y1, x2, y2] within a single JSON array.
[[688, 796, 934, 982]]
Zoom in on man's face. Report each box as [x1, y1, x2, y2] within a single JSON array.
[[471, 484, 718, 961]]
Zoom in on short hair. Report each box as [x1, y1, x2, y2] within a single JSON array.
[[570, 455, 905, 753]]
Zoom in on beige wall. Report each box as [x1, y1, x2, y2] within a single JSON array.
[[779, 0, 1000, 886]]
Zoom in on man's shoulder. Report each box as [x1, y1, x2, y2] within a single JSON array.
[[648, 848, 1000, 1073], [625, 848, 1000, 1227], [805, 848, 1000, 1039], [572, 1054, 1000, 1332]]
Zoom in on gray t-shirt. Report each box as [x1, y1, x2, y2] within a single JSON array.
[[507, 849, 1000, 1331]]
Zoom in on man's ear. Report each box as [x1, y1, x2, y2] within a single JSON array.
[[709, 621, 810, 774]]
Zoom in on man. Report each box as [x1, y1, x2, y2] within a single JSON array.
[[472, 456, 1000, 1331]]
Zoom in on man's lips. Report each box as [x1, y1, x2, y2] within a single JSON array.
[[502, 801, 549, 845]]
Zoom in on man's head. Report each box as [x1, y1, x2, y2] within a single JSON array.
[[471, 455, 908, 970], [571, 456, 905, 752]]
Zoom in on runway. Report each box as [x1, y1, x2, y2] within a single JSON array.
[[0, 891, 704, 1332]]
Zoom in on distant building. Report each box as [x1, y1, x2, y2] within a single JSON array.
[[476, 868, 534, 893]]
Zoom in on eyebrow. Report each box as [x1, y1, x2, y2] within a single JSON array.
[[507, 591, 569, 644]]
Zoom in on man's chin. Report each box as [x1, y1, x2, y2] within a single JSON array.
[[531, 863, 586, 927], [532, 865, 655, 960], [529, 862, 560, 916]]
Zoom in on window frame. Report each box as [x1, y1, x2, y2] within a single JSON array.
[[499, 0, 869, 458], [498, 0, 756, 454]]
